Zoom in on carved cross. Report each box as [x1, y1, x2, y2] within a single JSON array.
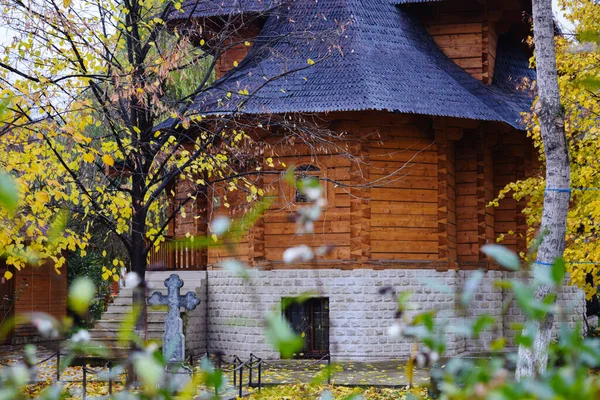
[[147, 274, 201, 362]]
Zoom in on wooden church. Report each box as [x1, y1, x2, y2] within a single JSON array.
[[148, 0, 585, 360]]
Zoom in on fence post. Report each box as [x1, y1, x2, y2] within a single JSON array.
[[108, 361, 112, 395], [233, 358, 237, 386], [258, 360, 262, 392], [238, 364, 243, 399], [56, 353, 60, 381], [327, 354, 331, 385], [248, 354, 253, 388], [82, 367, 87, 400]]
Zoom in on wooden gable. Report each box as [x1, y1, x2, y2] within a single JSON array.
[[413, 0, 530, 85]]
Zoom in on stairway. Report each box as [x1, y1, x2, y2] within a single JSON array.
[[88, 271, 205, 349], [88, 287, 166, 348]]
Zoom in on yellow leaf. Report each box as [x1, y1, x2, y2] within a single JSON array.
[[83, 153, 94, 163], [63, 0, 71, 7], [4, 271, 13, 280], [233, 61, 239, 67], [37, 191, 50, 205], [112, 275, 119, 282], [102, 155, 114, 167], [307, 58, 315, 65]]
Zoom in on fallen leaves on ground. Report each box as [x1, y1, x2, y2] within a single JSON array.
[[246, 384, 430, 399]]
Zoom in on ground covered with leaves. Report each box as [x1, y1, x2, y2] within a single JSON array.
[[247, 384, 429, 399]]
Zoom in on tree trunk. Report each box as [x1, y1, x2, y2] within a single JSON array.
[[131, 178, 149, 342], [516, 0, 570, 379]]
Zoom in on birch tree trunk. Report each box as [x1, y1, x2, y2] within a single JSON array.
[[515, 0, 570, 379]]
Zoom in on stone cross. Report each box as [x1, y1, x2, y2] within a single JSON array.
[[147, 274, 200, 362]]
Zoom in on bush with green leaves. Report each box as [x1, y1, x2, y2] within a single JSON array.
[[67, 251, 113, 329]]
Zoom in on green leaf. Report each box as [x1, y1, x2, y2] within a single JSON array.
[[200, 357, 225, 392], [281, 291, 320, 310], [0, 172, 18, 213], [577, 30, 600, 44], [265, 312, 304, 358], [220, 259, 249, 279], [472, 315, 495, 338], [461, 270, 484, 306], [551, 258, 566, 285], [481, 244, 521, 270], [48, 210, 69, 245], [490, 337, 506, 351], [397, 291, 412, 311], [133, 352, 163, 392], [575, 77, 600, 91], [68, 277, 95, 316]]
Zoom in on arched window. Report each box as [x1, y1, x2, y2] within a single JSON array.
[[295, 164, 320, 203]]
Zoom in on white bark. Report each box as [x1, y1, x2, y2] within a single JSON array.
[[515, 0, 570, 379]]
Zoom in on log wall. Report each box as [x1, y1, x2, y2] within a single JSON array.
[[166, 113, 538, 271], [417, 1, 501, 84]]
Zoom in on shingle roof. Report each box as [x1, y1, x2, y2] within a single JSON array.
[[167, 0, 284, 22], [393, 0, 445, 4], [164, 0, 535, 130]]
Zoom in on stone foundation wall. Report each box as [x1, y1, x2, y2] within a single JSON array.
[[502, 272, 586, 345], [204, 269, 465, 360], [155, 269, 586, 361]]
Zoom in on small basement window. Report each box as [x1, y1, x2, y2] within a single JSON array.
[[295, 164, 320, 203], [283, 297, 329, 358]]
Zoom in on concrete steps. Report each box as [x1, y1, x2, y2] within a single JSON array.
[[89, 271, 205, 348], [89, 288, 167, 346]]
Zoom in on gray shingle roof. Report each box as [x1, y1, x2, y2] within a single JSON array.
[[393, 0, 445, 4], [167, 0, 284, 21], [163, 0, 535, 130]]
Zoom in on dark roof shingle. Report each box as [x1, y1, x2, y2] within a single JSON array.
[[168, 0, 284, 21], [165, 0, 535, 130]]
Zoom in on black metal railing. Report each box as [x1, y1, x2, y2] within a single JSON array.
[[198, 351, 332, 398]]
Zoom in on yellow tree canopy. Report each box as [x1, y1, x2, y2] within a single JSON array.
[[497, 0, 600, 299]]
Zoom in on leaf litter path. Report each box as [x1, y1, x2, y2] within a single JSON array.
[[0, 343, 126, 398], [221, 360, 430, 387], [1, 345, 429, 398], [198, 360, 430, 399]]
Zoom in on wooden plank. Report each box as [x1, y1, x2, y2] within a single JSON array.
[[370, 137, 437, 149], [368, 175, 438, 189], [371, 214, 438, 228], [428, 23, 482, 35], [265, 246, 350, 260], [371, 241, 438, 254], [371, 188, 438, 202], [371, 201, 437, 215], [371, 253, 438, 261], [369, 148, 438, 163], [265, 220, 351, 235], [454, 57, 485, 69], [264, 233, 350, 247], [433, 33, 482, 47], [369, 161, 437, 177], [371, 227, 438, 241]]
